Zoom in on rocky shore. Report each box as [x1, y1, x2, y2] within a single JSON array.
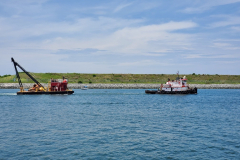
[[1, 83, 240, 89]]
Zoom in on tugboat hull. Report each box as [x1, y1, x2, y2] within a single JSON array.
[[145, 88, 197, 94], [17, 90, 74, 95]]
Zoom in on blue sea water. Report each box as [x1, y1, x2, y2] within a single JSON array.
[[0, 89, 239, 159]]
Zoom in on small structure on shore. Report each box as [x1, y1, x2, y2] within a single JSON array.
[[81, 86, 88, 90]]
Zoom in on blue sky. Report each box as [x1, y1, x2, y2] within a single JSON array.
[[1, 0, 240, 75]]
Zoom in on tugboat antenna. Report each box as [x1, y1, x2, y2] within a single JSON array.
[[177, 71, 180, 79]]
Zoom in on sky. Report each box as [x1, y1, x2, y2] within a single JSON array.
[[0, 0, 240, 75]]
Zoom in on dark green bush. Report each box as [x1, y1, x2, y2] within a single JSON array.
[[1, 74, 11, 78]]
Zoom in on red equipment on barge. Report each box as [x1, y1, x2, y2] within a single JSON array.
[[49, 78, 72, 92], [11, 58, 74, 95]]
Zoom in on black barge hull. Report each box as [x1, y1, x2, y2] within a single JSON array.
[[17, 90, 74, 95], [145, 88, 197, 94]]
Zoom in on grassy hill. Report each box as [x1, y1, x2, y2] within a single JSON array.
[[0, 73, 240, 84]]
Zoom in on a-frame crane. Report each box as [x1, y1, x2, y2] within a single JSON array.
[[11, 57, 45, 92]]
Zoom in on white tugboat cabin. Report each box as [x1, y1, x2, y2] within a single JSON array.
[[161, 76, 188, 92]]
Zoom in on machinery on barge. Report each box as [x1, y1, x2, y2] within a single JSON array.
[[11, 58, 74, 95], [145, 72, 197, 94]]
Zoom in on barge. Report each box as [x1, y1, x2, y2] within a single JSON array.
[[11, 58, 74, 95], [145, 72, 197, 94]]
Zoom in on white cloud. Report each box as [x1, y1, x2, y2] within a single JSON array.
[[212, 43, 240, 50], [209, 16, 240, 28], [2, 20, 196, 56], [211, 41, 240, 50], [117, 59, 176, 67], [95, 21, 197, 54], [182, 0, 240, 13], [213, 42, 232, 47], [118, 60, 155, 67], [0, 17, 144, 39], [114, 3, 133, 12], [231, 26, 240, 31], [183, 54, 204, 59], [182, 53, 239, 59]]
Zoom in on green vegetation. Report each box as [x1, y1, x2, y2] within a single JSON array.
[[0, 73, 239, 84], [0, 74, 11, 78]]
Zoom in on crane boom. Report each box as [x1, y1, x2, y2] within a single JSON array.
[[11, 58, 45, 90]]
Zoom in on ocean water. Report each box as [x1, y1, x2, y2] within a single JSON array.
[[0, 89, 239, 159]]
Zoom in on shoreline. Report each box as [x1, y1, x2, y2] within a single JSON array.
[[1, 83, 240, 89]]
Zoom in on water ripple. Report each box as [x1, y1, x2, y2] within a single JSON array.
[[0, 89, 239, 159]]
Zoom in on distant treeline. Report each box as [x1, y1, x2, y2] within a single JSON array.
[[0, 74, 11, 78], [0, 73, 240, 84]]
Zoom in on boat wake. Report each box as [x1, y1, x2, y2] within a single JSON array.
[[0, 93, 17, 96]]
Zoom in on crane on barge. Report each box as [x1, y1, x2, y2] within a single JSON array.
[[11, 57, 74, 95]]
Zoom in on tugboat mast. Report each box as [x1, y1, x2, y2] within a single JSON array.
[[176, 71, 180, 80]]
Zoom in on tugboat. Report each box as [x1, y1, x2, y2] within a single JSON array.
[[145, 72, 197, 94], [11, 58, 74, 95]]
